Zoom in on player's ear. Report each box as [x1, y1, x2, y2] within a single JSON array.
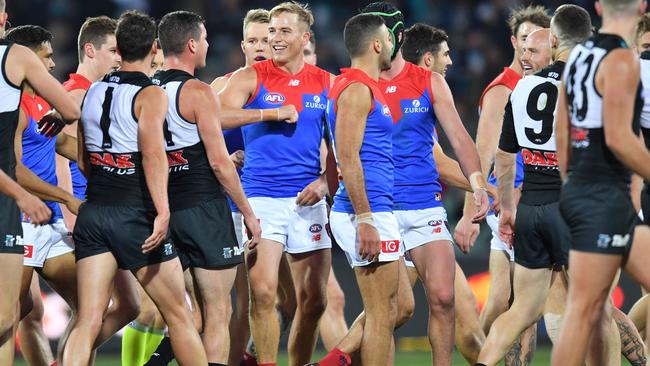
[[510, 35, 517, 51], [373, 38, 382, 54], [84, 43, 95, 60], [641, 0, 648, 14], [241, 40, 246, 54], [423, 52, 433, 68], [594, 1, 603, 16], [188, 38, 197, 54]]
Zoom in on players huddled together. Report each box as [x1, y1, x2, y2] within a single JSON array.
[[1, 0, 650, 366]]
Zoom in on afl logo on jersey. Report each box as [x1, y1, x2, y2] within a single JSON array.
[[382, 105, 391, 116], [264, 92, 285, 104], [309, 224, 323, 233]]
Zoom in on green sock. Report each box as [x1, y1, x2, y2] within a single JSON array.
[[121, 322, 149, 366], [143, 328, 166, 363]]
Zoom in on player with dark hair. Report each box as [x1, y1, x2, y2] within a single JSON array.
[[0, 2, 80, 363], [61, 11, 207, 366], [402, 23, 451, 76], [153, 10, 261, 366], [551, 0, 650, 364]]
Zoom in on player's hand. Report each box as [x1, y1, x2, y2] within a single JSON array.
[[472, 188, 489, 223], [243, 213, 261, 250], [229, 150, 245, 169], [358, 223, 381, 262], [65, 196, 83, 216], [487, 185, 500, 214], [453, 215, 480, 254], [142, 211, 169, 253], [37, 110, 66, 138], [279, 105, 298, 123], [16, 191, 51, 225], [296, 176, 328, 206], [498, 208, 516, 248]]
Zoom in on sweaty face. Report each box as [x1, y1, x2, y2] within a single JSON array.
[[268, 12, 308, 64], [303, 40, 316, 65], [242, 21, 271, 65], [379, 25, 393, 71], [35, 41, 55, 72], [637, 31, 650, 53], [149, 49, 164, 77], [513, 21, 543, 69], [94, 35, 121, 74], [520, 30, 552, 75], [195, 24, 209, 69], [432, 41, 452, 77]]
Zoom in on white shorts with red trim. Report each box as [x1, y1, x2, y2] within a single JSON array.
[[330, 211, 401, 267]]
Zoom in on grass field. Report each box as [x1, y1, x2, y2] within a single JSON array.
[[15, 348, 555, 365]]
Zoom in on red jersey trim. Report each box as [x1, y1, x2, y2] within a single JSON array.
[[478, 67, 521, 112], [63, 73, 92, 92]]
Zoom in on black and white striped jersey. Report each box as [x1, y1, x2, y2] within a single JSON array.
[[152, 69, 224, 211], [0, 41, 22, 181], [499, 61, 564, 205], [80, 71, 155, 207], [563, 33, 642, 184]]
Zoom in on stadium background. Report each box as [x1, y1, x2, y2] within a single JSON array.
[[8, 0, 642, 364]]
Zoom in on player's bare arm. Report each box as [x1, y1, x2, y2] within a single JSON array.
[[599, 49, 650, 181], [431, 72, 489, 220], [336, 82, 380, 262], [555, 81, 570, 180], [185, 79, 261, 247], [216, 66, 297, 129], [54, 131, 77, 161], [14, 107, 81, 214], [136, 86, 170, 253], [76, 122, 90, 178], [495, 148, 517, 246], [433, 142, 498, 200], [8, 45, 80, 125]]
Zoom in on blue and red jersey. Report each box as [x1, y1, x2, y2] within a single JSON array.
[[380, 62, 442, 211], [242, 59, 330, 198], [327, 68, 394, 214], [63, 73, 92, 200], [20, 94, 62, 223]]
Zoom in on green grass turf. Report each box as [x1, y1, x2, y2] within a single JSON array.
[[15, 348, 556, 365]]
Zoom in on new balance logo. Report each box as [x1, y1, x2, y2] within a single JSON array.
[[288, 79, 300, 86], [385, 86, 397, 93]]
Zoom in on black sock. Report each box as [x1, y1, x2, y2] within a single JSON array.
[[144, 337, 175, 365]]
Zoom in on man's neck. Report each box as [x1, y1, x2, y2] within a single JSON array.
[[508, 55, 524, 76], [273, 55, 305, 75], [163, 55, 196, 76], [75, 62, 105, 83], [380, 52, 406, 80], [351, 58, 379, 80], [119, 60, 151, 75], [554, 47, 572, 63], [601, 16, 639, 46]]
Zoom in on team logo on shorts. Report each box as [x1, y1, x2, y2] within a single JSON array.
[[163, 243, 173, 256], [4, 235, 23, 247], [381, 240, 400, 253], [263, 92, 285, 104], [309, 224, 323, 233], [428, 220, 443, 234], [434, 192, 442, 201], [23, 245, 34, 258]]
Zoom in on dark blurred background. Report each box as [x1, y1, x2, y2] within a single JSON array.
[[11, 0, 639, 357]]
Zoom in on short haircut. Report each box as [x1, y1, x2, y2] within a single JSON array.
[[269, 2, 314, 31], [507, 5, 551, 37], [77, 16, 117, 63], [158, 10, 204, 57], [637, 13, 650, 40], [551, 4, 592, 48], [344, 13, 385, 58], [243, 8, 269, 38], [600, 0, 642, 14], [115, 10, 157, 63], [402, 23, 448, 65], [5, 25, 52, 52]]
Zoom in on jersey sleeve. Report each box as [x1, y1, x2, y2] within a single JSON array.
[[498, 99, 519, 153]]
